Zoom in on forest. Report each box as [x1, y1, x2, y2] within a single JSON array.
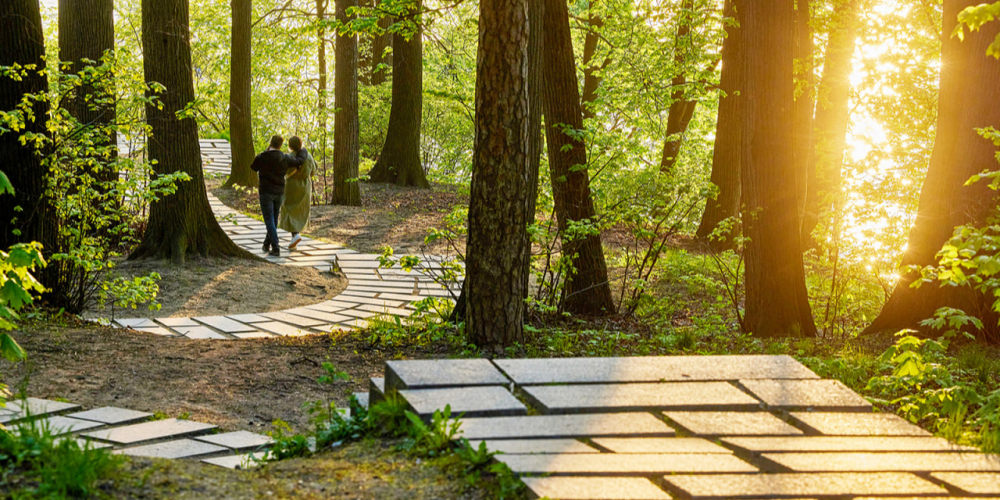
[[1, 0, 1000, 497]]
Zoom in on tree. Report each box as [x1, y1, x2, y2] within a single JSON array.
[[223, 0, 257, 189], [739, 0, 817, 338], [371, 3, 393, 86], [317, 0, 330, 188], [695, 0, 741, 247], [334, 0, 361, 206], [580, 1, 609, 120], [131, 0, 249, 264], [542, 0, 615, 315], [792, 0, 814, 223], [466, 0, 531, 350], [800, 0, 858, 247], [368, 0, 429, 188], [863, 0, 1000, 336]]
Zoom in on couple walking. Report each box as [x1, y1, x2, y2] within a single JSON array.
[[250, 134, 315, 256]]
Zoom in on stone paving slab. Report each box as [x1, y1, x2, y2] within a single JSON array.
[[930, 472, 1000, 494], [497, 452, 758, 475], [494, 355, 818, 385], [202, 452, 270, 470], [83, 418, 216, 445], [176, 326, 229, 340], [661, 472, 946, 498], [284, 308, 351, 324], [385, 359, 510, 393], [591, 437, 732, 454], [788, 412, 931, 436], [155, 317, 200, 327], [9, 415, 104, 435], [521, 476, 672, 500], [740, 379, 871, 411], [115, 438, 227, 459], [68, 406, 152, 425], [134, 327, 175, 336], [399, 386, 527, 418], [762, 451, 1000, 473], [369, 377, 385, 406], [226, 313, 270, 323], [232, 331, 274, 339], [522, 382, 761, 414], [0, 398, 81, 423], [456, 413, 676, 440], [194, 431, 274, 451], [467, 439, 599, 455], [260, 311, 326, 327], [357, 304, 415, 316], [663, 411, 803, 436], [253, 321, 310, 337], [115, 318, 160, 328], [722, 436, 978, 454]]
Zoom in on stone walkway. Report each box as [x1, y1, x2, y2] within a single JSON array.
[[111, 139, 460, 339], [368, 355, 1000, 500]]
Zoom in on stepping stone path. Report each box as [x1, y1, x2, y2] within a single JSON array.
[[109, 140, 461, 340], [349, 354, 1000, 500], [0, 398, 273, 469]]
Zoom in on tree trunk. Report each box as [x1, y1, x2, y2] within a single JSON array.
[[223, 0, 257, 189], [792, 0, 814, 226], [371, 8, 393, 86], [131, 0, 250, 265], [739, 0, 817, 338], [523, 0, 544, 299], [317, 0, 329, 202], [358, 0, 372, 86], [0, 0, 56, 259], [659, 0, 699, 174], [580, 3, 606, 120], [863, 0, 1000, 339], [542, 0, 615, 315], [466, 0, 531, 350], [368, 0, 428, 188], [800, 0, 857, 247], [695, 0, 741, 247], [334, 0, 361, 206]]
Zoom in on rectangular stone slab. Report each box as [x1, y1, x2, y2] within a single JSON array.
[[662, 472, 946, 499], [202, 452, 269, 470], [83, 418, 216, 444], [9, 415, 104, 436], [115, 438, 227, 459], [193, 431, 273, 451], [494, 355, 818, 385], [930, 472, 1000, 495], [399, 386, 526, 418], [193, 316, 258, 333], [664, 411, 803, 436], [260, 311, 325, 327], [763, 452, 1000, 473], [497, 452, 757, 475], [466, 439, 599, 455], [522, 477, 672, 500], [384, 359, 510, 394], [591, 437, 732, 454], [369, 377, 385, 406], [789, 412, 931, 436], [0, 398, 81, 423], [457, 413, 676, 440], [176, 326, 228, 340], [68, 406, 153, 425], [740, 379, 871, 411], [523, 382, 761, 414], [723, 436, 978, 454]]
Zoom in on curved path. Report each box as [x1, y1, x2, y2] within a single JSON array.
[[112, 139, 460, 339]]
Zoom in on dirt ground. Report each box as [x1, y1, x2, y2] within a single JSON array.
[[90, 256, 348, 319]]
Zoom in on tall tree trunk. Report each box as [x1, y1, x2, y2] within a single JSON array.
[[223, 0, 257, 189], [800, 0, 857, 247], [659, 0, 699, 174], [132, 0, 249, 265], [317, 0, 330, 201], [466, 0, 531, 350], [334, 0, 361, 206], [371, 8, 393, 86], [792, 0, 814, 225], [0, 0, 56, 260], [368, 0, 428, 188], [580, 3, 607, 120], [863, 0, 1000, 339], [523, 0, 544, 301], [543, 0, 615, 315], [358, 0, 372, 86], [695, 0, 741, 247], [739, 0, 817, 338]]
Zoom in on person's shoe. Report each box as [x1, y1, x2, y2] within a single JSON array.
[[289, 234, 302, 250], [262, 243, 271, 253], [268, 248, 281, 257]]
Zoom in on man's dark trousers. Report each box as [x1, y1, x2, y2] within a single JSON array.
[[260, 191, 284, 251]]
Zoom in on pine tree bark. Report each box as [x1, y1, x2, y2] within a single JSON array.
[[739, 0, 817, 338], [543, 0, 615, 315], [800, 0, 857, 247], [0, 0, 56, 258], [792, 0, 814, 225], [334, 0, 361, 206], [371, 9, 393, 86], [659, 0, 700, 174], [863, 0, 1000, 339], [368, 0, 428, 187], [131, 0, 250, 265], [696, 0, 741, 247], [466, 0, 531, 350], [223, 0, 257, 189]]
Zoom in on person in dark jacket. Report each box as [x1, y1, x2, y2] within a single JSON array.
[[250, 135, 304, 256]]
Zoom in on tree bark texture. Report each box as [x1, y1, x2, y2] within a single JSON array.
[[800, 0, 857, 247], [132, 0, 249, 264], [739, 0, 817, 338], [580, 3, 607, 120], [542, 0, 615, 315], [659, 0, 699, 174], [792, 0, 814, 225], [695, 0, 741, 247], [368, 0, 428, 187], [334, 0, 361, 206], [371, 9, 393, 86], [0, 0, 56, 257], [466, 0, 531, 349], [523, 0, 544, 299], [863, 0, 1000, 339], [223, 0, 258, 189], [318, 0, 329, 186]]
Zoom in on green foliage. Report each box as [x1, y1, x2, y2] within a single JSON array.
[[265, 419, 313, 460], [955, 2, 1000, 59], [97, 273, 162, 321], [399, 405, 462, 457], [0, 236, 45, 412]]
